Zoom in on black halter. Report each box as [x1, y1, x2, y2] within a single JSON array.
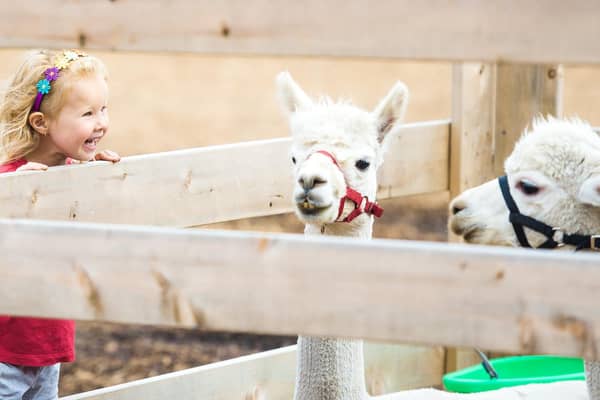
[[498, 175, 600, 250]]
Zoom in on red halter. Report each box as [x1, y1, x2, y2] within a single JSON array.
[[311, 150, 384, 223]]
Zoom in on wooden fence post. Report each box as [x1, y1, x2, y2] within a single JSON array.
[[446, 62, 562, 373]]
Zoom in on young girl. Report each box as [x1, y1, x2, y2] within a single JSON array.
[[0, 49, 120, 399]]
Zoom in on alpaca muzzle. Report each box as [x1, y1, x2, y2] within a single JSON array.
[[308, 150, 383, 223]]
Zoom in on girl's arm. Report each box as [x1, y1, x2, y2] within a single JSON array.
[[16, 161, 48, 171]]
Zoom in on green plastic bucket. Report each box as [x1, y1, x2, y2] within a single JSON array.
[[443, 355, 585, 393]]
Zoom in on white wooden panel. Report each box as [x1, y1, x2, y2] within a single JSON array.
[[1, 1, 599, 63], [1, 219, 599, 359], [62, 344, 444, 399], [0, 121, 449, 226]]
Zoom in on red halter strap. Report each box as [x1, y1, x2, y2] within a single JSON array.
[[312, 150, 384, 223]]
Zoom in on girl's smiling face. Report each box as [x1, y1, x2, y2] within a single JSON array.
[[46, 74, 109, 161]]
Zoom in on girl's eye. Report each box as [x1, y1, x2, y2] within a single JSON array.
[[82, 111, 92, 117], [355, 159, 370, 171], [516, 180, 541, 196], [291, 156, 296, 165]]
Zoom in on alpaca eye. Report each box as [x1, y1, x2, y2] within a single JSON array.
[[516, 180, 540, 196], [355, 160, 370, 171], [291, 156, 296, 164]]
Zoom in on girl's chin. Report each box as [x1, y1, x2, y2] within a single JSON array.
[[69, 152, 92, 162]]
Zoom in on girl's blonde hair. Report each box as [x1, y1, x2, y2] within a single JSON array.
[[0, 49, 108, 163]]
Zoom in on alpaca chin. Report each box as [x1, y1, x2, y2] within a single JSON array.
[[461, 226, 518, 247], [294, 204, 337, 225]]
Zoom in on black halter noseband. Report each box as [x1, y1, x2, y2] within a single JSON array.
[[498, 175, 600, 250]]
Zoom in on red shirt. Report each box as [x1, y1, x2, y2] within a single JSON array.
[[0, 158, 75, 366]]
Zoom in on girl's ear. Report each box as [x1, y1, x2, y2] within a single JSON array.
[[372, 81, 409, 144], [578, 174, 600, 207], [28, 112, 49, 135]]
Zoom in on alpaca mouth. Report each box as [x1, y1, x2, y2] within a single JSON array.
[[296, 199, 331, 216], [450, 219, 480, 242], [462, 228, 480, 243]]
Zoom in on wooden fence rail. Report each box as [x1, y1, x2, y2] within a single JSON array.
[[2, 218, 599, 360], [0, 120, 449, 226], [62, 344, 444, 400], [2, 1, 600, 64]]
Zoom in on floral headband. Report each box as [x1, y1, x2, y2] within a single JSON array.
[[32, 49, 87, 112]]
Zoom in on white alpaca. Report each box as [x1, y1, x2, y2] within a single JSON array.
[[278, 74, 588, 400], [449, 117, 599, 398]]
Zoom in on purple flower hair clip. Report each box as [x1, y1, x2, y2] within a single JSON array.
[[44, 67, 60, 82], [31, 50, 87, 112]]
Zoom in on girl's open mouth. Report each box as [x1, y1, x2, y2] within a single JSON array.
[[83, 137, 100, 152]]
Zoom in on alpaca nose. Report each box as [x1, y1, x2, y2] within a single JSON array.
[[298, 174, 328, 191], [450, 198, 467, 215]]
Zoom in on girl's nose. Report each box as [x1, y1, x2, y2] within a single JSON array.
[[97, 112, 109, 130]]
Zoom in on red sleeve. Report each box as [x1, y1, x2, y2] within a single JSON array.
[[0, 159, 27, 173]]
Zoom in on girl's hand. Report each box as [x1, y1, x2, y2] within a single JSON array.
[[16, 161, 48, 171], [94, 150, 121, 163]]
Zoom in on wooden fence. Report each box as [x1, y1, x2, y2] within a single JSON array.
[[1, 1, 599, 398]]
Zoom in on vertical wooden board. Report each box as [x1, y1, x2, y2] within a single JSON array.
[[365, 343, 445, 394], [449, 62, 497, 199], [493, 64, 563, 172], [446, 62, 562, 373], [444, 347, 480, 376]]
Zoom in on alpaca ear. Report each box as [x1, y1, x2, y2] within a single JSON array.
[[372, 81, 409, 144], [276, 71, 314, 115], [578, 174, 600, 207]]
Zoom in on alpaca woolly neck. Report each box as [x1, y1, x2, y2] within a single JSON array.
[[294, 337, 368, 400], [293, 215, 373, 400], [586, 361, 600, 400]]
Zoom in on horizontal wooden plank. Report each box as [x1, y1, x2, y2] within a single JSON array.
[[62, 344, 444, 399], [0, 120, 449, 226], [1, 219, 599, 359], [62, 346, 296, 400], [1, 1, 599, 63]]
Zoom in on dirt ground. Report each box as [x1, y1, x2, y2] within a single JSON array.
[[60, 323, 297, 395], [0, 49, 597, 396]]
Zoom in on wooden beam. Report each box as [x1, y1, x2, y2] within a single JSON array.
[[493, 64, 563, 173], [1, 1, 599, 64], [0, 121, 449, 226], [447, 63, 562, 370], [449, 62, 562, 200], [62, 344, 444, 399], [449, 63, 497, 200], [62, 346, 296, 400], [1, 219, 599, 359]]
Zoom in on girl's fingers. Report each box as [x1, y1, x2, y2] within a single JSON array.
[[95, 150, 121, 162], [16, 162, 48, 171]]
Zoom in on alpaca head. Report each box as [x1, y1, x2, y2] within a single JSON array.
[[449, 117, 600, 247], [276, 71, 409, 227]]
